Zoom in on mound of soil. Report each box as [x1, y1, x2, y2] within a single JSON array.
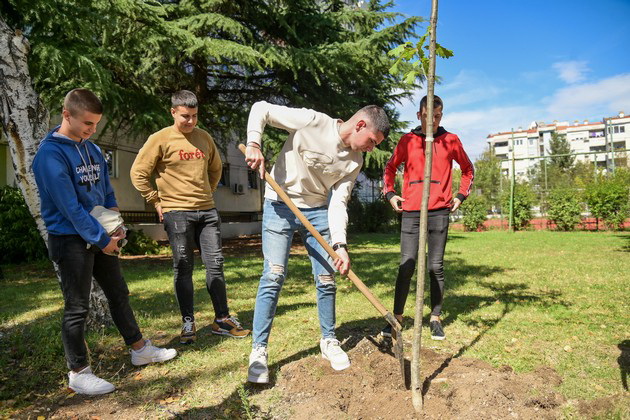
[[269, 337, 565, 419]]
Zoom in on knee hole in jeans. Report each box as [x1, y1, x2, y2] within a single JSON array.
[[264, 263, 286, 285], [318, 274, 336, 287]]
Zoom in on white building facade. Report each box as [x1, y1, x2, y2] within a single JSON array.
[[487, 112, 630, 180]]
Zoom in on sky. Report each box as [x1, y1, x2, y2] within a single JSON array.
[[388, 0, 630, 160]]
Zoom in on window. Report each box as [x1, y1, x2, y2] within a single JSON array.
[[494, 141, 508, 147], [102, 149, 117, 178], [247, 169, 258, 189], [529, 139, 535, 145], [515, 139, 523, 146], [613, 125, 625, 134], [589, 130, 604, 138], [218, 163, 230, 187]]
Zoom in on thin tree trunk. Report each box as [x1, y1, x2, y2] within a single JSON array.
[[411, 0, 439, 414], [0, 16, 112, 328]]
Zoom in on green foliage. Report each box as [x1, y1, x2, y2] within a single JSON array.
[[473, 147, 504, 208], [388, 24, 454, 84], [584, 170, 630, 230], [2, 0, 421, 158], [121, 229, 162, 256], [0, 186, 47, 263], [502, 182, 535, 230], [547, 188, 583, 231], [547, 132, 574, 171], [461, 194, 487, 231], [348, 191, 398, 233]]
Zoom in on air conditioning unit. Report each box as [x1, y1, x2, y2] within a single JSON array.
[[232, 183, 245, 195]]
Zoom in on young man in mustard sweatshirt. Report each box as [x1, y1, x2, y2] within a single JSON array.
[[130, 90, 249, 344]]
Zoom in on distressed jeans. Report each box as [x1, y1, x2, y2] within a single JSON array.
[[252, 199, 337, 348], [48, 234, 143, 370], [393, 208, 450, 317], [163, 208, 229, 321]]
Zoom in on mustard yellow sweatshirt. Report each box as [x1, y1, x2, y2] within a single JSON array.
[[130, 126, 222, 212]]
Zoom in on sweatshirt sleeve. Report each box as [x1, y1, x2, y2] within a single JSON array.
[[328, 164, 361, 245], [206, 134, 223, 192], [452, 137, 475, 202], [382, 135, 408, 201], [246, 101, 317, 146], [36, 149, 111, 249], [130, 134, 162, 207]]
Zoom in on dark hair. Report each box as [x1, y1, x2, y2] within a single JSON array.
[[358, 105, 390, 139], [171, 90, 198, 108], [63, 88, 103, 115], [419, 95, 444, 112]]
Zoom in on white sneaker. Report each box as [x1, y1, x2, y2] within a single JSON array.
[[68, 366, 115, 395], [248, 346, 269, 383], [130, 340, 178, 366], [320, 338, 350, 371]]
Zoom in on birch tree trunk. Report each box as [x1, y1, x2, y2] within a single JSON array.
[[0, 16, 112, 328]]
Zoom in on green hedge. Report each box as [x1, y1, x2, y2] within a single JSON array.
[[0, 186, 47, 263]]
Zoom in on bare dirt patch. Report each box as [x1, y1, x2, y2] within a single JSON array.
[[263, 336, 568, 419]]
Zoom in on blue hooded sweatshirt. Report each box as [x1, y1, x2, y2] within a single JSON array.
[[32, 126, 117, 249]]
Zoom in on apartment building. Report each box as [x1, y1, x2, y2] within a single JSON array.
[[487, 112, 630, 180]]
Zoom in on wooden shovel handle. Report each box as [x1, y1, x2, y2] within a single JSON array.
[[239, 143, 390, 317]]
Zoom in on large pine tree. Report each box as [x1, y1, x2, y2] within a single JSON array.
[[1, 0, 421, 155]]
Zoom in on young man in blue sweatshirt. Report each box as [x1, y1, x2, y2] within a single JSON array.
[[32, 88, 177, 395]]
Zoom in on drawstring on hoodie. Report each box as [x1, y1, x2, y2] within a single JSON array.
[[75, 142, 96, 186]]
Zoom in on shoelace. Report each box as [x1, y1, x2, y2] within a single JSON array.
[[324, 338, 343, 352], [227, 316, 242, 328], [182, 318, 194, 333]]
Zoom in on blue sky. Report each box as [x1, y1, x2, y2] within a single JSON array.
[[388, 0, 630, 160]]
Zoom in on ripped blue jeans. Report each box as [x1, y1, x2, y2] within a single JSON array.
[[252, 199, 337, 348]]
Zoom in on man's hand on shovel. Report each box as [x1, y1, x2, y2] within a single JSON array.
[[333, 247, 351, 275], [245, 143, 266, 179]]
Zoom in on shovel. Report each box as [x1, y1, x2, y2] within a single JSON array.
[[239, 144, 405, 384]]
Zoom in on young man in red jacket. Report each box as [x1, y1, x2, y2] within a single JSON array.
[[381, 95, 474, 340]]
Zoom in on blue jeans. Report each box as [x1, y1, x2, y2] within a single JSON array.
[[252, 199, 337, 347]]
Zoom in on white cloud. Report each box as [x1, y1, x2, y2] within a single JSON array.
[[546, 73, 630, 119], [439, 70, 503, 108], [552, 60, 590, 84]]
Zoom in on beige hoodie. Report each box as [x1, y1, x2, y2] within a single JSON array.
[[247, 101, 362, 244]]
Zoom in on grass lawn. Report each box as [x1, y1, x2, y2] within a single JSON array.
[[0, 230, 628, 418]]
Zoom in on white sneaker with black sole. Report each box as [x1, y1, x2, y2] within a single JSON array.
[[68, 366, 115, 395], [130, 340, 178, 366], [320, 338, 350, 371], [248, 345, 269, 383]]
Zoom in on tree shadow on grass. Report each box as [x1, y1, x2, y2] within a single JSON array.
[[421, 280, 568, 396], [614, 234, 630, 252]]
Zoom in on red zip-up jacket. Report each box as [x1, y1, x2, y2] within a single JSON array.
[[383, 126, 474, 211]]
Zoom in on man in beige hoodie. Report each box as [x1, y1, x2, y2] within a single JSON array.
[[130, 90, 249, 344], [243, 101, 390, 383]]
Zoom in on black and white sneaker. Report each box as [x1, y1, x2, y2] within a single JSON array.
[[430, 320, 445, 340]]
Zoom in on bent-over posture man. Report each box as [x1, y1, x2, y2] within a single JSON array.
[[244, 101, 390, 383], [131, 90, 249, 344], [33, 88, 177, 395], [382, 94, 474, 340]]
